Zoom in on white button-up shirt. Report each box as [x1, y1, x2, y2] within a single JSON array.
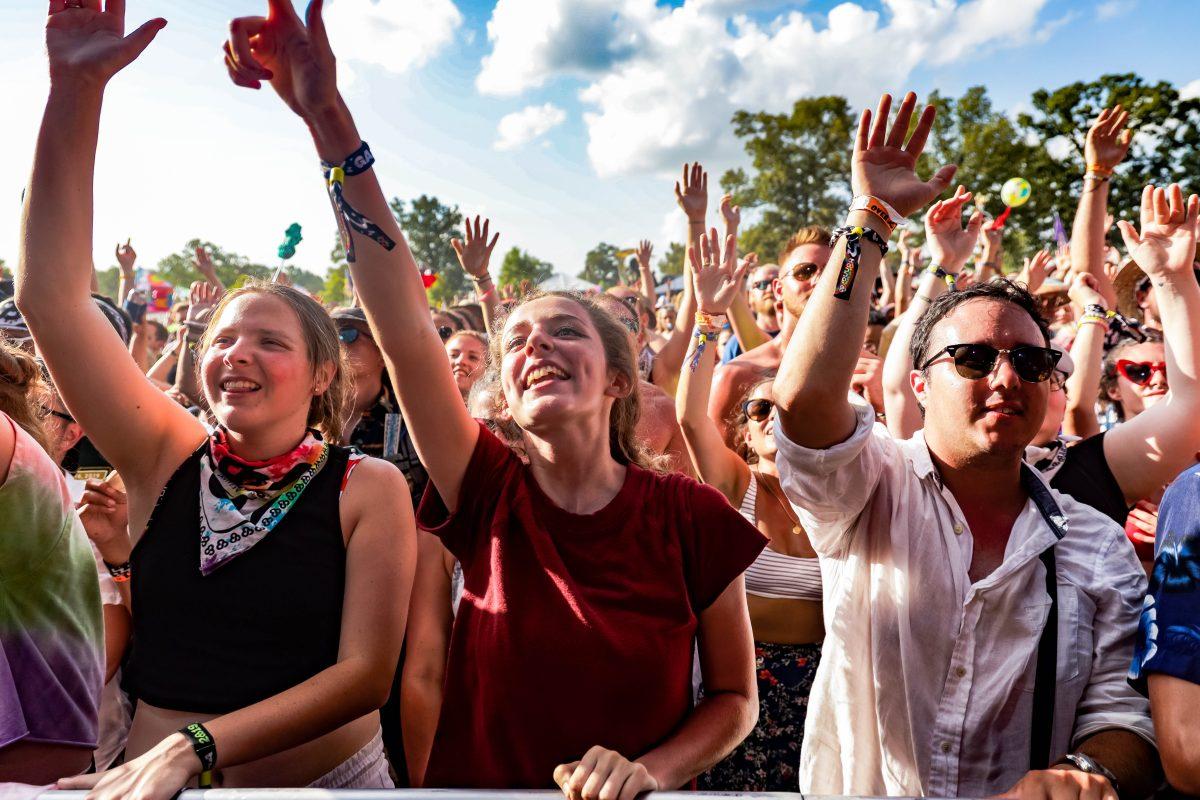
[[775, 399, 1153, 797]]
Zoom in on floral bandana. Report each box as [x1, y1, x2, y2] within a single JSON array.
[[198, 428, 329, 576]]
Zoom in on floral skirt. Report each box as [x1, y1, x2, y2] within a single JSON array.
[[697, 641, 821, 792]]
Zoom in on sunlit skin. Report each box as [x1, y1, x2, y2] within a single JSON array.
[[775, 243, 830, 318], [1111, 340, 1168, 419], [742, 382, 778, 463], [1034, 379, 1068, 446], [446, 334, 486, 399], [200, 294, 333, 445], [748, 264, 780, 319], [499, 296, 627, 435], [912, 298, 1051, 467]]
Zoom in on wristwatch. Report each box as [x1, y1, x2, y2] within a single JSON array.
[[1057, 753, 1119, 795]]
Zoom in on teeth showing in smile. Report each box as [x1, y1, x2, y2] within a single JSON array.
[[525, 365, 568, 389], [221, 378, 261, 392]]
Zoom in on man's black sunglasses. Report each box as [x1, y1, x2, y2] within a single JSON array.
[[920, 343, 1061, 384], [338, 326, 370, 345]]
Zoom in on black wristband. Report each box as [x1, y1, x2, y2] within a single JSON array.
[[320, 141, 375, 177], [179, 722, 217, 772]]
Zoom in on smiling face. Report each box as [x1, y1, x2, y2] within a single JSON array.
[[912, 297, 1051, 465], [201, 293, 333, 437], [1110, 340, 1168, 419], [498, 295, 627, 434], [776, 243, 832, 318], [446, 333, 487, 398], [741, 380, 777, 462]]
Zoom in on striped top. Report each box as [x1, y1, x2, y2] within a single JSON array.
[[738, 473, 822, 601]]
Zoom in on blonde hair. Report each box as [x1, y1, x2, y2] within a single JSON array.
[[0, 341, 52, 454], [483, 290, 661, 471], [446, 329, 488, 350], [198, 281, 352, 442]]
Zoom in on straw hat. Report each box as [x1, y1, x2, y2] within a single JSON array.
[[1112, 256, 1147, 322]]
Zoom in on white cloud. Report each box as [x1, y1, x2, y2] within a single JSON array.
[[1096, 0, 1135, 20], [325, 0, 462, 74], [1181, 79, 1200, 100], [495, 103, 568, 150], [476, 0, 1051, 177]]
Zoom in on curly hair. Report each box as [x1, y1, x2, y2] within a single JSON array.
[[730, 372, 777, 465], [0, 341, 52, 454], [480, 290, 662, 471]]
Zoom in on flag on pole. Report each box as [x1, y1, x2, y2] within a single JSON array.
[[1052, 211, 1068, 248]]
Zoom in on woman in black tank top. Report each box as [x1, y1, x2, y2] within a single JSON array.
[[22, 6, 416, 797]]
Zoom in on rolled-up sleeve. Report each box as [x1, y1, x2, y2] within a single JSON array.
[[774, 396, 891, 557], [1072, 530, 1155, 748]]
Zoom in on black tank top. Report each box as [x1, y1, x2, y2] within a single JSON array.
[[123, 442, 351, 714]]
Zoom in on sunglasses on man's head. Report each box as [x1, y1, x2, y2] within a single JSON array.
[[920, 343, 1062, 384], [787, 263, 820, 282], [742, 398, 776, 423], [1116, 359, 1167, 386]]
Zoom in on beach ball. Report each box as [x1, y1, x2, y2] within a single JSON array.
[[1000, 178, 1032, 208]]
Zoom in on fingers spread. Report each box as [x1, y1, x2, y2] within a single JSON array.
[[905, 103, 938, 157], [886, 91, 916, 149], [869, 94, 892, 147]]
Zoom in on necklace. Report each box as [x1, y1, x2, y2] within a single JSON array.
[[753, 469, 802, 535]]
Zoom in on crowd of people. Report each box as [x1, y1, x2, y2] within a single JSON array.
[[3, 1, 1200, 799]]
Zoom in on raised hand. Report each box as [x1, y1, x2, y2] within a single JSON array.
[[1086, 105, 1133, 173], [115, 238, 137, 273], [193, 246, 220, 285], [853, 92, 956, 218], [1117, 184, 1200, 278], [77, 477, 131, 565], [46, 0, 166, 87], [720, 193, 741, 233], [186, 280, 223, 323], [690, 228, 747, 315], [923, 185, 984, 271], [451, 216, 500, 280], [675, 162, 708, 224], [636, 240, 653, 272], [1055, 242, 1072, 278], [1018, 250, 1055, 294], [224, 0, 338, 121], [1067, 272, 1106, 312]]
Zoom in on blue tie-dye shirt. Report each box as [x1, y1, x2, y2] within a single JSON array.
[[1129, 464, 1200, 693]]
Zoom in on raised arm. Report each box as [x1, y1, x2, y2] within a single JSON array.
[[975, 224, 1004, 283], [222, 0, 478, 508], [193, 245, 226, 293], [1062, 273, 1107, 440], [636, 239, 657, 305], [882, 186, 981, 439], [1072, 106, 1131, 309], [675, 229, 751, 500], [776, 92, 955, 448], [451, 215, 500, 335], [650, 164, 704, 395], [17, 2, 203, 496], [1105, 185, 1200, 504], [719, 194, 770, 354], [115, 238, 136, 304]]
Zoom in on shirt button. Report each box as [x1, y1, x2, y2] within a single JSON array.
[[941, 742, 952, 753], [953, 523, 964, 535], [955, 666, 967, 678]]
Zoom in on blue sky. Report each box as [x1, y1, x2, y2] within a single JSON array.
[[0, 0, 1196, 287]]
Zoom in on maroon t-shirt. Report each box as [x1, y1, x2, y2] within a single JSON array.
[[418, 422, 766, 788]]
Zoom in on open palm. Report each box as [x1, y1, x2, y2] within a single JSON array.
[[853, 93, 956, 218], [923, 186, 982, 270], [690, 228, 746, 314], [47, 2, 165, 85], [1118, 184, 1200, 278]]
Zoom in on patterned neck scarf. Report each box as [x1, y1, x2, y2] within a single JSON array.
[[198, 428, 329, 576]]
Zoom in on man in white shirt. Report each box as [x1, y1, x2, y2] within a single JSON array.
[[773, 91, 1160, 800]]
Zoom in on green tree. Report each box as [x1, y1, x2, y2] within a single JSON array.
[[498, 246, 554, 289], [1017, 73, 1200, 233], [580, 242, 622, 289], [657, 242, 685, 277], [283, 266, 324, 295], [390, 194, 464, 306], [721, 96, 856, 262], [96, 266, 120, 299], [322, 236, 351, 306], [155, 239, 271, 288]]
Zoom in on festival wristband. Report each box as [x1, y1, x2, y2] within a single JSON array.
[[830, 225, 889, 301], [103, 559, 131, 584], [321, 142, 397, 264], [849, 195, 903, 232], [179, 721, 217, 784], [1085, 163, 1114, 178], [695, 310, 727, 331], [688, 327, 716, 372], [1084, 303, 1111, 318], [925, 265, 958, 291]]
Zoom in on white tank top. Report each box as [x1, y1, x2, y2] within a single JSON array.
[[738, 472, 822, 601]]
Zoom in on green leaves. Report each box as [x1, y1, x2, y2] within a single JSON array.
[[579, 242, 624, 289], [389, 194, 465, 306], [498, 247, 554, 290]]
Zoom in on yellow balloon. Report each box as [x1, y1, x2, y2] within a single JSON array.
[[1001, 177, 1032, 208]]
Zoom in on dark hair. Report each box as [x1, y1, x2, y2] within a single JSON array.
[[1100, 329, 1164, 421], [868, 306, 893, 327], [731, 372, 777, 465], [451, 303, 485, 332], [147, 319, 168, 344], [909, 279, 1051, 371]]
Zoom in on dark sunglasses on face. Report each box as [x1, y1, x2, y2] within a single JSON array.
[[787, 263, 820, 282], [751, 279, 774, 292], [338, 326, 368, 345], [42, 405, 75, 424], [742, 398, 775, 423], [920, 343, 1062, 384], [1116, 359, 1167, 386], [438, 325, 455, 341]]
